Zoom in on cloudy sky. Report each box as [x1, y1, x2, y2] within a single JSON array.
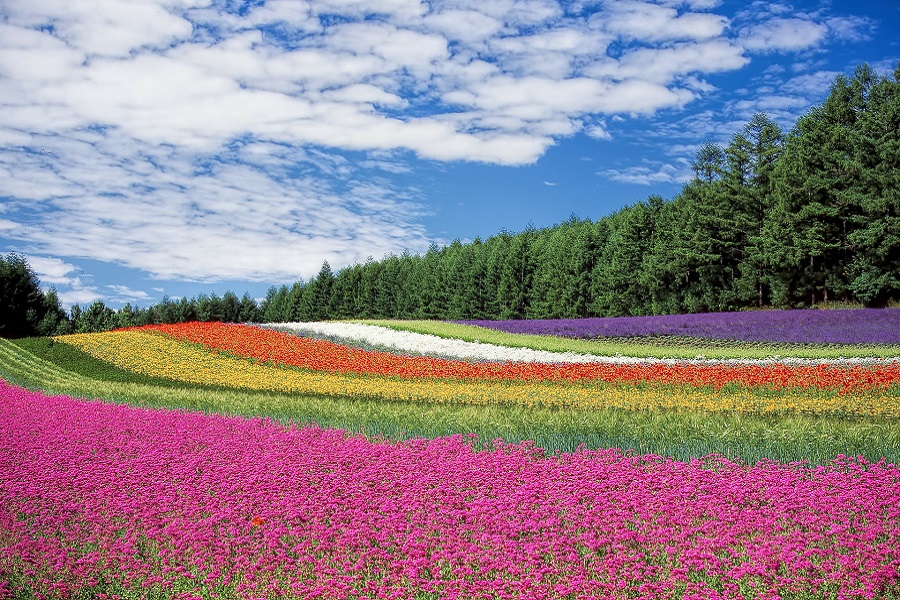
[[1, 0, 897, 308]]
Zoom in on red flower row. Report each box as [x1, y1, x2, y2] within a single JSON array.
[[139, 322, 900, 392]]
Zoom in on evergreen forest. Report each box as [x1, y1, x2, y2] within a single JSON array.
[[2, 63, 898, 336]]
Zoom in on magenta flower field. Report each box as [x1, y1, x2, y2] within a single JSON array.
[[1, 380, 899, 599]]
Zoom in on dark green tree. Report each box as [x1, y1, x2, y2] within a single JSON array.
[[847, 63, 900, 305], [157, 296, 180, 323], [737, 113, 784, 307], [238, 292, 260, 322], [116, 303, 142, 328], [691, 141, 725, 184], [417, 245, 446, 319], [73, 300, 117, 333], [36, 288, 71, 336], [498, 227, 534, 319], [395, 250, 421, 318], [763, 66, 890, 307], [260, 286, 289, 322], [591, 203, 655, 316], [640, 195, 686, 314], [359, 258, 382, 319], [0, 253, 57, 338], [375, 255, 401, 318]]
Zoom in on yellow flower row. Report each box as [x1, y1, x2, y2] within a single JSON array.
[[57, 331, 899, 418]]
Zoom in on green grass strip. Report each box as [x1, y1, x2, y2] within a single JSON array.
[[2, 338, 898, 465], [353, 319, 900, 360]]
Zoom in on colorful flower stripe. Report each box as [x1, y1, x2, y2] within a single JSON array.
[[272, 321, 894, 364], [2, 382, 899, 599], [140, 321, 900, 392], [56, 330, 900, 417], [459, 307, 900, 344], [269, 321, 606, 363]]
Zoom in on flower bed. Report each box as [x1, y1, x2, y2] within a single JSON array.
[[2, 381, 898, 600]]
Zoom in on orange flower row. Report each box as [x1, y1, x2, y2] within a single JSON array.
[[139, 322, 900, 392]]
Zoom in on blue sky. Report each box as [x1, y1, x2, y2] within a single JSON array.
[[1, 0, 897, 308]]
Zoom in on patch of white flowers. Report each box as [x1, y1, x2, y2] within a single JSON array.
[[262, 322, 893, 366], [265, 321, 602, 363]]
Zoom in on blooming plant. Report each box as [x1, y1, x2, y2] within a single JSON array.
[[1, 381, 898, 600], [2, 310, 899, 599], [52, 326, 900, 417], [458, 307, 900, 345]]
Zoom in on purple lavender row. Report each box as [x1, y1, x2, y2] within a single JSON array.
[[459, 308, 900, 345], [2, 380, 899, 599]]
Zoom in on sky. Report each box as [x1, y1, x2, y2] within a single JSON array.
[[0, 0, 898, 308]]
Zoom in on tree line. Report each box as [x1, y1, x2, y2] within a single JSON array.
[[229, 63, 900, 322], [1, 63, 897, 337]]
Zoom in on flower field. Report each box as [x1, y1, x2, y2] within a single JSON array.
[[458, 308, 900, 345], [1, 311, 899, 599], [1, 381, 900, 600], [29, 324, 900, 418]]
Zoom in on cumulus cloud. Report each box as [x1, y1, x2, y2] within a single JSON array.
[[1, 131, 431, 283], [24, 255, 103, 306], [596, 0, 729, 42], [739, 17, 827, 52], [0, 0, 749, 165], [0, 0, 860, 296], [26, 256, 82, 287]]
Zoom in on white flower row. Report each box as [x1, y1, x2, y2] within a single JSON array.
[[265, 321, 602, 363], [261, 322, 894, 366]]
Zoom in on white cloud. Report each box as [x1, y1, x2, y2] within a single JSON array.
[[0, 0, 760, 166], [2, 131, 433, 283], [596, 0, 729, 42], [825, 16, 875, 43], [23, 255, 102, 306], [56, 286, 104, 308], [5, 0, 197, 57], [0, 0, 856, 296], [599, 160, 692, 185], [585, 123, 612, 140], [735, 94, 810, 111], [739, 17, 827, 52], [106, 284, 154, 303], [25, 256, 80, 286], [424, 9, 504, 44], [591, 40, 748, 83], [684, 0, 722, 8]]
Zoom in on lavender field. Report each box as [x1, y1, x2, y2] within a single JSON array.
[[459, 308, 900, 345]]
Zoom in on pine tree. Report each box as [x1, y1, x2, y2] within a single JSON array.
[[498, 228, 533, 319], [0, 253, 60, 338], [847, 63, 900, 305], [738, 113, 783, 307]]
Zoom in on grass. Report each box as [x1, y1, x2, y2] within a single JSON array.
[[2, 337, 898, 465], [354, 319, 900, 360]]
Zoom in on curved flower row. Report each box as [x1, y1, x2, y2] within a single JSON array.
[[268, 321, 605, 363], [458, 308, 900, 345], [56, 329, 900, 417], [266, 321, 892, 365], [138, 322, 900, 392], [3, 381, 899, 599]]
